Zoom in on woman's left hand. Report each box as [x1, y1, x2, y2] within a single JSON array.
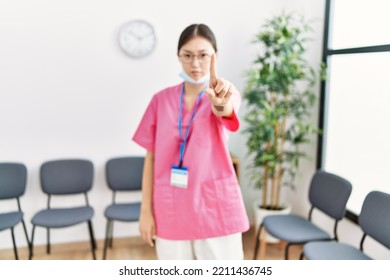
[[205, 54, 234, 116]]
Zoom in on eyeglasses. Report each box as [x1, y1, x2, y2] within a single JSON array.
[[178, 53, 212, 64]]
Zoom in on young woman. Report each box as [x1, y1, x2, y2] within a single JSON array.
[[132, 23, 249, 260]]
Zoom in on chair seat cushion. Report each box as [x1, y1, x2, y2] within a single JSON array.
[[0, 212, 23, 231], [105, 202, 140, 222], [31, 206, 93, 228], [304, 241, 372, 260], [264, 214, 331, 243]]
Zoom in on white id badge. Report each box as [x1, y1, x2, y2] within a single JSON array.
[[170, 166, 188, 188]]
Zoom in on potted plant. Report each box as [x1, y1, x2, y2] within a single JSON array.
[[242, 12, 324, 240]]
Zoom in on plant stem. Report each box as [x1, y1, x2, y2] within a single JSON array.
[[270, 118, 279, 209], [275, 94, 289, 209], [262, 143, 270, 209], [271, 175, 277, 209]]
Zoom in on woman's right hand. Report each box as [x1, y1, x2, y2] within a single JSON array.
[[139, 209, 155, 247]]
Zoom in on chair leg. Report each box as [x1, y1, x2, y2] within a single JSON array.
[[11, 227, 19, 260], [46, 228, 51, 254], [253, 223, 264, 259], [285, 243, 292, 260], [29, 225, 36, 260], [109, 222, 114, 248], [87, 220, 96, 260], [91, 222, 97, 250], [21, 219, 31, 253], [102, 220, 112, 260], [299, 251, 305, 260]]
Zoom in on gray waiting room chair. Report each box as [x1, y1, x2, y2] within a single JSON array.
[[253, 170, 352, 260], [303, 190, 390, 259], [102, 156, 144, 260], [29, 159, 96, 259], [0, 163, 31, 259]]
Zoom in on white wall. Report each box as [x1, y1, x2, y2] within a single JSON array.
[[1, 0, 387, 260]]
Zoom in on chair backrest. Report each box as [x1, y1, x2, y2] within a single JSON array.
[[40, 159, 93, 195], [309, 170, 352, 220], [359, 191, 390, 249], [106, 156, 144, 191], [0, 163, 27, 200]]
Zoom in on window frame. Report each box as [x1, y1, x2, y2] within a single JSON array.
[[317, 0, 390, 223]]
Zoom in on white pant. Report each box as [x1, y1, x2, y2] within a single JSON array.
[[155, 233, 244, 260]]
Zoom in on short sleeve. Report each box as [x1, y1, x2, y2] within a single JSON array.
[[220, 87, 241, 132], [132, 95, 157, 152]]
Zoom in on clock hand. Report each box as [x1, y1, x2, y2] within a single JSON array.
[[128, 30, 142, 40], [139, 31, 154, 40]]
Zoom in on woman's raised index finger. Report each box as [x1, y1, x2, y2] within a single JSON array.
[[209, 54, 218, 87]]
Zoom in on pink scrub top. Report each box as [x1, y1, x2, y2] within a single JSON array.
[[132, 82, 250, 240]]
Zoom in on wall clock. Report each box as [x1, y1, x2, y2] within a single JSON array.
[[118, 19, 157, 58]]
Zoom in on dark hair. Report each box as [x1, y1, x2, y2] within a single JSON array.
[[177, 24, 217, 54]]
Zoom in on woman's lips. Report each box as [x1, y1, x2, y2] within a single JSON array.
[[190, 71, 202, 78]]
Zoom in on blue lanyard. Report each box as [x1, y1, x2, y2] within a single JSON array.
[[178, 83, 205, 167]]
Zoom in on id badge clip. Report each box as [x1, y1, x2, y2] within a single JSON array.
[[170, 165, 188, 188]]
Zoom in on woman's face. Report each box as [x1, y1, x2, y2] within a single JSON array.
[[178, 36, 215, 81]]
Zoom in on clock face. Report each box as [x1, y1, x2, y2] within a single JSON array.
[[118, 20, 157, 58]]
